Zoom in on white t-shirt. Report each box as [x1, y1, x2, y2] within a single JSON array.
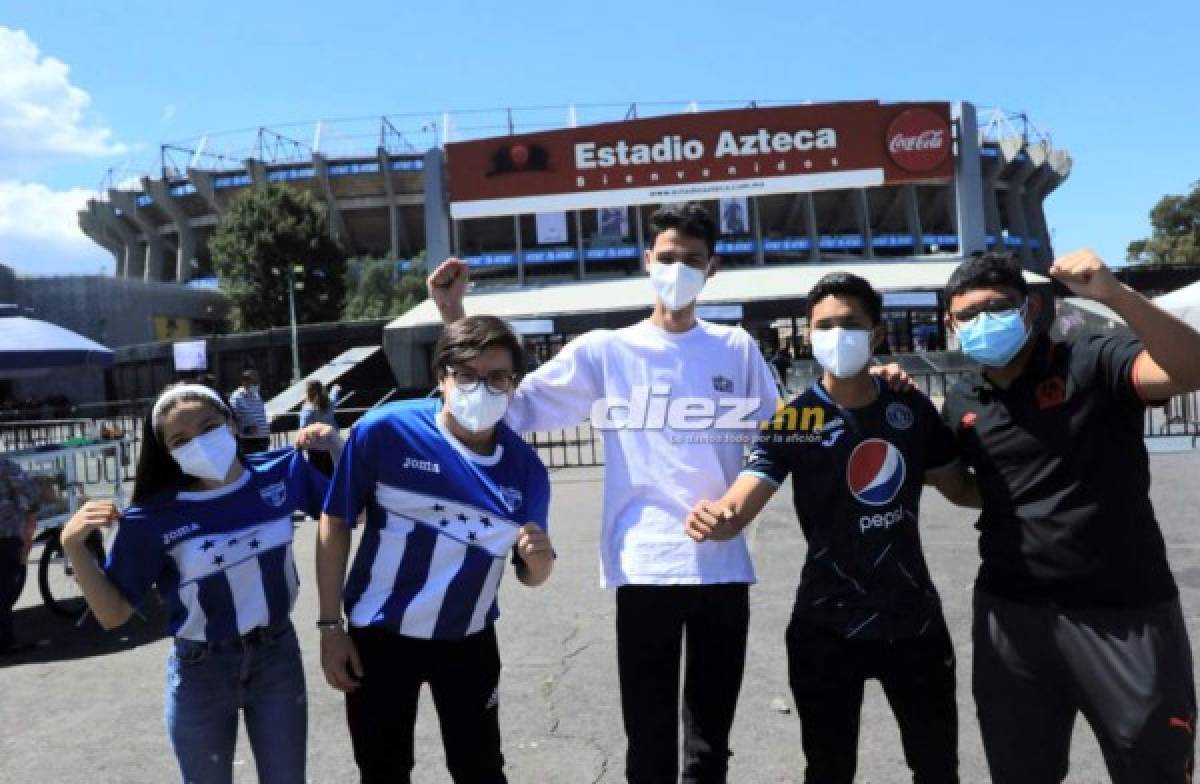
[[505, 319, 780, 587]]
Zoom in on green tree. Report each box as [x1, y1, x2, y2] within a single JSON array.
[[1126, 181, 1200, 265], [209, 184, 347, 330], [342, 253, 428, 320]]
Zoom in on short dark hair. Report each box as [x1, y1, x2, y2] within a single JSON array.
[[806, 272, 883, 325], [944, 252, 1029, 303], [432, 315, 525, 380], [241, 368, 259, 384], [648, 202, 718, 256]]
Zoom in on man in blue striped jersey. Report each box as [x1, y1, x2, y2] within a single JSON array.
[[230, 369, 271, 454], [316, 315, 555, 784]]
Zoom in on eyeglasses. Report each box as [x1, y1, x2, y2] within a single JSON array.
[[444, 367, 517, 395], [950, 298, 1024, 323]]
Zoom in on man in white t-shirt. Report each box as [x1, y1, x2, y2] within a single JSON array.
[[429, 203, 778, 783]]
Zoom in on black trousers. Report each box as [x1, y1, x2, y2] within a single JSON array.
[[616, 583, 749, 784], [786, 614, 959, 784], [973, 590, 1196, 784], [239, 436, 271, 455], [345, 624, 506, 784], [0, 537, 25, 649]]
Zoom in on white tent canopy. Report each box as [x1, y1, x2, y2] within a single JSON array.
[[1154, 280, 1200, 331]]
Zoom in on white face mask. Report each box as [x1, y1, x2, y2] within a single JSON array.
[[649, 261, 707, 311], [448, 382, 509, 433], [810, 327, 874, 379], [170, 426, 239, 481]]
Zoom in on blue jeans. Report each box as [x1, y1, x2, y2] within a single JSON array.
[[165, 621, 307, 784]]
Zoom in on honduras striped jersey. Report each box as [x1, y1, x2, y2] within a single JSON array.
[[230, 387, 270, 437], [103, 449, 328, 641], [323, 398, 550, 641]]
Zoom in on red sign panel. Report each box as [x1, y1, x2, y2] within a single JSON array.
[[886, 108, 952, 173], [445, 101, 954, 219]]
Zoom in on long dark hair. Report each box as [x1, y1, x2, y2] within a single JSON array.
[[305, 379, 331, 411], [131, 382, 234, 505]]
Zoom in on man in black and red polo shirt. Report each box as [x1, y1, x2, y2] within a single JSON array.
[[941, 250, 1200, 782]]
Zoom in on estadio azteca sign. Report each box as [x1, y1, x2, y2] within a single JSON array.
[[446, 101, 953, 219]]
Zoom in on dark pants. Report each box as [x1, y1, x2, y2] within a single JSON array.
[[345, 624, 505, 784], [973, 590, 1196, 784], [239, 436, 271, 455], [307, 449, 334, 478], [0, 536, 26, 649], [786, 614, 959, 784], [616, 583, 749, 784]]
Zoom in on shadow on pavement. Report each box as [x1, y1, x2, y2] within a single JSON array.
[[0, 593, 168, 668]]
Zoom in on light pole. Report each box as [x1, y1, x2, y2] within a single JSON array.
[[273, 262, 305, 384]]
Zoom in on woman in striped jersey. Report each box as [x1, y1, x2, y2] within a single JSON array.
[[60, 382, 341, 784]]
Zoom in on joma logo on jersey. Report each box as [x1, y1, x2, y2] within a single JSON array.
[[162, 522, 201, 546], [402, 457, 441, 474]]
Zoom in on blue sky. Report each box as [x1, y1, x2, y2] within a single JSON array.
[[2, 0, 1197, 276]]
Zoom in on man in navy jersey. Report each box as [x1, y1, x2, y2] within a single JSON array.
[[686, 272, 979, 783], [317, 315, 555, 784]]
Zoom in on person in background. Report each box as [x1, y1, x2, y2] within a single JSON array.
[[300, 380, 336, 429], [941, 250, 1200, 782], [300, 380, 338, 476], [230, 369, 271, 454], [0, 456, 40, 654]]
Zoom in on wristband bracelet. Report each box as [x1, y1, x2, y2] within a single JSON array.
[[316, 618, 345, 631]]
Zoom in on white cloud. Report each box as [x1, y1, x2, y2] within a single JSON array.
[[0, 181, 112, 276], [0, 28, 127, 276], [0, 26, 125, 164]]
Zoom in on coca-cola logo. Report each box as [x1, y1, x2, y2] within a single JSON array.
[[886, 109, 951, 173]]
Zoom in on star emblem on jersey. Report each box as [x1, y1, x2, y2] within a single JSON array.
[[846, 439, 907, 506], [712, 375, 734, 393], [378, 484, 523, 558]]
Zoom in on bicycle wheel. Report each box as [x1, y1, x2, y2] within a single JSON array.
[[38, 530, 104, 619]]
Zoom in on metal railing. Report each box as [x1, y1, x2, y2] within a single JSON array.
[[4, 382, 1197, 485], [1146, 391, 1200, 439]]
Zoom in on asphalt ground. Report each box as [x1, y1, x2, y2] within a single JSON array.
[[2, 449, 1199, 783]]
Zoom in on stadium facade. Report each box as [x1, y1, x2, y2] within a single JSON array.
[[79, 100, 1070, 284], [77, 100, 1071, 392]]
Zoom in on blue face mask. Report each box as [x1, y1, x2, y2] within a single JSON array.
[[956, 306, 1030, 367]]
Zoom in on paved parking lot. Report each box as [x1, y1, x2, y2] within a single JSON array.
[[3, 449, 1199, 783]]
